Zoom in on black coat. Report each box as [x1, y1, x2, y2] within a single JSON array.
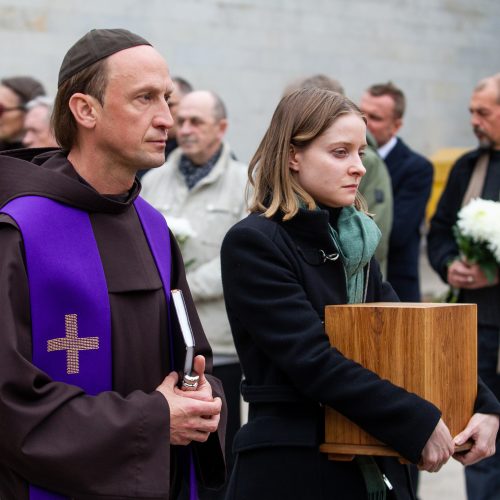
[[385, 138, 433, 301], [221, 207, 442, 500], [427, 148, 500, 327]]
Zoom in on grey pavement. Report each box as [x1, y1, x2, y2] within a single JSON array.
[[419, 459, 467, 500]]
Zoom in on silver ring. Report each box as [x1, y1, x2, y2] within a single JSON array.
[[182, 374, 200, 391], [467, 276, 474, 283]]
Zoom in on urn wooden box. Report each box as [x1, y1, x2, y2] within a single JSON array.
[[320, 302, 477, 460]]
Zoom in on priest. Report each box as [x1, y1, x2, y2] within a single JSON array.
[[0, 29, 226, 499]]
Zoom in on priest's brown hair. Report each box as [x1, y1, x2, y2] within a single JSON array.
[[248, 87, 367, 220], [52, 59, 108, 151]]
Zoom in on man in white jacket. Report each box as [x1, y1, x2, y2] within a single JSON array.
[[141, 90, 247, 499]]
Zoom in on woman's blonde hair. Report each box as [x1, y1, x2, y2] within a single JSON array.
[[248, 87, 367, 220]]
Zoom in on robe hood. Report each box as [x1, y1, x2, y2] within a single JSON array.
[[0, 148, 141, 213]]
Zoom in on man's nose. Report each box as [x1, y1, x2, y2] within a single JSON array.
[[23, 132, 33, 147], [178, 120, 192, 135], [155, 101, 174, 129]]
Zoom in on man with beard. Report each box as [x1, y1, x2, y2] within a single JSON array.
[[428, 73, 500, 500]]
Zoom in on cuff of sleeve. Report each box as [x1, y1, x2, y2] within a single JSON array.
[[130, 390, 171, 496]]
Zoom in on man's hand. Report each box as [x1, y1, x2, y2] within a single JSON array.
[[453, 413, 499, 466], [156, 357, 222, 446], [448, 260, 499, 289], [176, 355, 214, 402], [418, 418, 455, 473]]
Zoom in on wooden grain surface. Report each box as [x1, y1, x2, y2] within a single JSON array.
[[322, 302, 477, 458]]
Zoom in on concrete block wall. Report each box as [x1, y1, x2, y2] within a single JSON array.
[[1, 0, 498, 163]]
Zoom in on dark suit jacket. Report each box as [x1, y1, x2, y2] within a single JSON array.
[[385, 137, 433, 301], [427, 148, 500, 327]]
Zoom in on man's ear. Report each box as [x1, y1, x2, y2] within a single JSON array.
[[289, 145, 300, 172], [393, 117, 403, 135], [217, 118, 228, 139], [68, 93, 100, 130]]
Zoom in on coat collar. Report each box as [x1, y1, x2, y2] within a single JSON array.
[[274, 206, 339, 256]]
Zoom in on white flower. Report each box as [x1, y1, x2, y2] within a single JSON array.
[[457, 198, 500, 262], [163, 215, 197, 241]]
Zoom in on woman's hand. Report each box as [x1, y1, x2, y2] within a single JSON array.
[[418, 418, 455, 472]]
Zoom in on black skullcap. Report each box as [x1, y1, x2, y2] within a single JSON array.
[[1, 76, 46, 105], [58, 28, 152, 87]]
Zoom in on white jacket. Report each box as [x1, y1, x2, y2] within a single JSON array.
[[141, 143, 248, 356]]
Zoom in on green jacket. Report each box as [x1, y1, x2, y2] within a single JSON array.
[[359, 132, 393, 277]]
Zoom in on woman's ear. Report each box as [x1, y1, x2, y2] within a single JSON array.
[[68, 93, 100, 130], [289, 145, 300, 172]]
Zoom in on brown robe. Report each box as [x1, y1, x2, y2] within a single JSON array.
[[0, 150, 226, 499]]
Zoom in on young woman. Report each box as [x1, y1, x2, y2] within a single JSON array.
[[220, 88, 500, 499]]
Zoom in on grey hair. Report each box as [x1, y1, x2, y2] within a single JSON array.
[[474, 73, 500, 104], [25, 96, 54, 123], [209, 91, 227, 121]]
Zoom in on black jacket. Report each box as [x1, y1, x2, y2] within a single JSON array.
[[222, 206, 500, 499], [222, 207, 442, 499], [428, 148, 500, 327], [385, 138, 433, 301]]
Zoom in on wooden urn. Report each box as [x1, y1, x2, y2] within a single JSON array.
[[319, 302, 477, 460]]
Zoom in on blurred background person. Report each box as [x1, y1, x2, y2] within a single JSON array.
[[0, 76, 46, 151], [22, 96, 58, 148], [167, 76, 194, 158], [141, 89, 247, 499], [360, 82, 433, 302], [428, 73, 500, 500]]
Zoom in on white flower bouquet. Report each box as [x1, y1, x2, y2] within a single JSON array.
[[163, 215, 197, 268], [452, 198, 500, 284]]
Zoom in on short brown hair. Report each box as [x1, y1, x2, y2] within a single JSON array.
[[367, 81, 406, 119], [248, 87, 367, 220], [52, 59, 108, 151]]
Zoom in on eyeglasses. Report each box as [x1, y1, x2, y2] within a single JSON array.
[[0, 103, 25, 118]]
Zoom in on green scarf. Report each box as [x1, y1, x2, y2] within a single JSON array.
[[328, 207, 387, 499], [328, 206, 381, 304], [300, 203, 388, 497]]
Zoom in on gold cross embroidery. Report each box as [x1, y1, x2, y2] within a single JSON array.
[[47, 314, 99, 375]]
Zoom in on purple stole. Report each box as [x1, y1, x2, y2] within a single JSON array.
[[1, 196, 173, 500]]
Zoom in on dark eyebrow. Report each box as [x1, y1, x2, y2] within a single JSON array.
[[327, 141, 368, 149]]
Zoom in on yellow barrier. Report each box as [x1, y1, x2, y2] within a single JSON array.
[[425, 148, 468, 222]]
